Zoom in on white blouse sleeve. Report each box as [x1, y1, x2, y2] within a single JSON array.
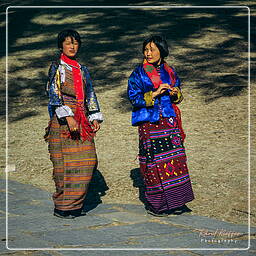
[[55, 105, 74, 118], [88, 112, 104, 123]]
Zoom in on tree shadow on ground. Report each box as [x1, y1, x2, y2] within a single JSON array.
[[3, 71, 49, 121], [130, 168, 149, 210], [82, 168, 109, 213], [0, 1, 254, 120]]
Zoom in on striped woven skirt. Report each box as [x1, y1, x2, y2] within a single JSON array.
[[47, 96, 97, 211], [138, 116, 194, 213]]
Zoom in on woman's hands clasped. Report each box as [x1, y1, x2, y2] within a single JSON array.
[[152, 83, 178, 99]]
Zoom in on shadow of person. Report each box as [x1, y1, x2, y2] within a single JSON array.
[[130, 168, 150, 210], [82, 168, 109, 213]]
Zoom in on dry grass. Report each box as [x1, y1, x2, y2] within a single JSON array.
[[0, 4, 255, 226]]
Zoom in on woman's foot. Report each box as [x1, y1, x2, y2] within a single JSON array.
[[81, 209, 87, 215], [146, 209, 168, 217], [53, 209, 75, 219], [168, 205, 192, 215], [70, 209, 87, 217]]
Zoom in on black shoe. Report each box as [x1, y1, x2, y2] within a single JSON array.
[[146, 209, 168, 217], [81, 209, 87, 215], [181, 205, 192, 213], [70, 209, 87, 218], [53, 209, 75, 219], [171, 205, 192, 215]]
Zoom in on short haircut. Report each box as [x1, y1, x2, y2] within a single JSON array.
[[57, 29, 82, 49], [142, 35, 169, 58]]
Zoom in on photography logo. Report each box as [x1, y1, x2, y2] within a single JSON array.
[[197, 228, 243, 244]]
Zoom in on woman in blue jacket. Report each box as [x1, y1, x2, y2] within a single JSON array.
[[128, 35, 194, 216]]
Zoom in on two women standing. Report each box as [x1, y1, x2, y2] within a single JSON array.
[[45, 30, 193, 218]]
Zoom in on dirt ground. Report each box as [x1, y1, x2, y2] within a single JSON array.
[[0, 2, 255, 226]]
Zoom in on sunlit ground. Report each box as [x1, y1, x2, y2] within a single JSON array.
[[0, 4, 255, 226]]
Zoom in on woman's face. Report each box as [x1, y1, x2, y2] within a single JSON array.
[[144, 42, 161, 64], [62, 36, 79, 58]]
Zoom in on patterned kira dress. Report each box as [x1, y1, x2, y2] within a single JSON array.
[[45, 53, 103, 212], [128, 61, 194, 214]]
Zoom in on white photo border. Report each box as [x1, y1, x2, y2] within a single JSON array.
[[5, 5, 251, 251]]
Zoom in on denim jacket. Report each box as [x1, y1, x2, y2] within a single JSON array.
[[46, 61, 103, 122], [127, 64, 181, 126]]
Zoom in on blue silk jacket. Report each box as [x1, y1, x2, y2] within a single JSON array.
[[127, 64, 181, 126]]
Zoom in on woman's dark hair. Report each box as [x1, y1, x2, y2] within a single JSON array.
[[142, 35, 169, 58], [57, 29, 82, 49]]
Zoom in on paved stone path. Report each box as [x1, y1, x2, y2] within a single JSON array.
[[0, 179, 255, 256]]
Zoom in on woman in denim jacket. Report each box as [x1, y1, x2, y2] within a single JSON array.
[[45, 29, 103, 219]]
